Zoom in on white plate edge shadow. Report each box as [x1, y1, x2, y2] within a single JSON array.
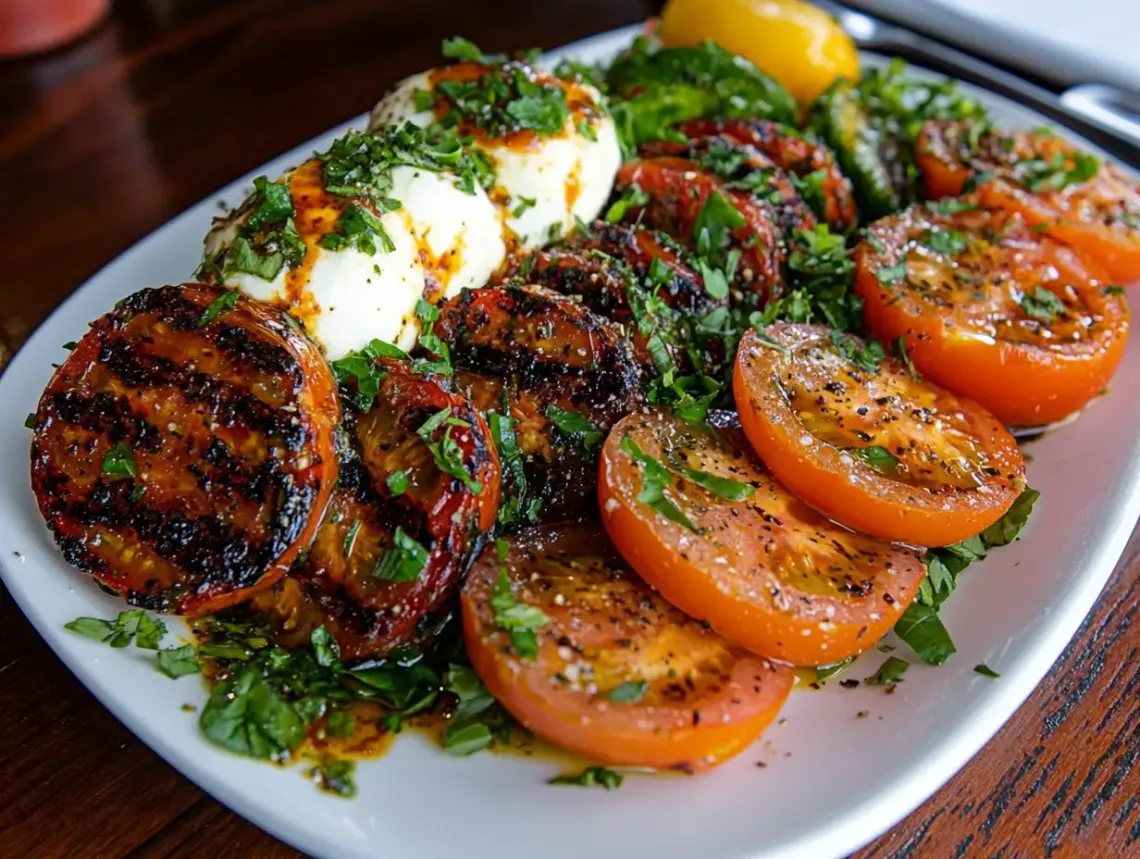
[[2, 22, 1139, 859]]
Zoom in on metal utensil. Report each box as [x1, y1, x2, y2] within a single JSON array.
[[811, 0, 1140, 164]]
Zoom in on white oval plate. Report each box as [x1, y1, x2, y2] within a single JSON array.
[[2, 24, 1139, 859]]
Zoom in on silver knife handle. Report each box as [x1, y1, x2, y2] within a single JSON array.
[[1061, 85, 1140, 151]]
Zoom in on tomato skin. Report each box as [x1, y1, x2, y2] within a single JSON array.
[[461, 523, 792, 771], [614, 156, 784, 305], [598, 408, 925, 665], [734, 324, 1025, 547], [855, 204, 1130, 427], [916, 120, 1140, 284]]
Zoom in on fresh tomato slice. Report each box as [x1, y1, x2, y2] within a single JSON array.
[[253, 358, 499, 661], [613, 156, 785, 305], [854, 204, 1130, 427], [672, 117, 858, 232], [916, 120, 1140, 284], [734, 323, 1026, 547], [598, 408, 925, 665], [461, 523, 793, 771]]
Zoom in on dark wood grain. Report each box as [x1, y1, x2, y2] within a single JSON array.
[[0, 2, 1137, 858]]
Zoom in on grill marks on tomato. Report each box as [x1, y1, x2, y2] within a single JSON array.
[[29, 283, 339, 615], [255, 359, 499, 661], [433, 284, 639, 521]]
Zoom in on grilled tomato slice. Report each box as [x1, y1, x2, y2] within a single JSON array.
[[734, 323, 1025, 547], [252, 358, 499, 661], [669, 117, 857, 232], [461, 522, 793, 771], [916, 120, 1140, 283], [504, 221, 728, 378], [613, 156, 785, 305], [598, 408, 925, 665], [854, 204, 1130, 427], [29, 283, 339, 615], [433, 284, 640, 524]]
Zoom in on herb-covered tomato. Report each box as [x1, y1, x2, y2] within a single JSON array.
[[734, 323, 1026, 547], [916, 121, 1140, 283], [461, 523, 793, 771], [598, 408, 926, 665], [612, 155, 785, 305], [29, 284, 339, 616], [433, 284, 640, 525], [253, 358, 499, 661], [854, 204, 1130, 427]]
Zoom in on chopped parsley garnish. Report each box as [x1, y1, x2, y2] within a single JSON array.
[[1104, 285, 1126, 296], [875, 262, 908, 285], [197, 176, 305, 284], [372, 527, 429, 582], [927, 199, 979, 215], [198, 290, 241, 327], [386, 470, 409, 496], [320, 203, 395, 255], [443, 720, 495, 756], [865, 656, 909, 686], [548, 766, 624, 789], [816, 656, 856, 682], [311, 759, 357, 798], [922, 229, 969, 256], [665, 453, 754, 501], [487, 410, 539, 530], [1013, 149, 1099, 192], [607, 680, 648, 703], [490, 547, 552, 660], [65, 610, 200, 679], [511, 196, 537, 218], [895, 486, 1039, 664], [156, 644, 202, 679], [894, 335, 920, 379], [101, 442, 137, 479], [329, 338, 405, 412], [1019, 287, 1066, 322], [412, 299, 452, 376], [544, 406, 604, 453], [604, 183, 650, 223], [417, 408, 481, 492], [829, 331, 885, 373], [848, 445, 900, 471], [692, 190, 746, 300], [343, 519, 362, 556], [23, 414, 34, 430], [974, 663, 1000, 678], [619, 434, 696, 531], [441, 36, 501, 64]]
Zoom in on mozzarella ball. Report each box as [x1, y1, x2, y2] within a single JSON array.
[[369, 61, 621, 251]]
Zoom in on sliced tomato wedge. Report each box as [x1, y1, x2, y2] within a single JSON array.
[[598, 408, 926, 665], [916, 120, 1140, 284], [672, 117, 858, 232], [461, 523, 793, 771], [734, 323, 1026, 548], [253, 358, 499, 661], [613, 156, 785, 305], [854, 204, 1130, 427]]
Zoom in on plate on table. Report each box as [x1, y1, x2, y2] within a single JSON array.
[[2, 23, 1139, 859]]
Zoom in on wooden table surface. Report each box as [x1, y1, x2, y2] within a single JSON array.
[[1, 1, 1137, 857]]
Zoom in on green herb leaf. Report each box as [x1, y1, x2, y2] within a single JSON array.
[[491, 567, 551, 660], [816, 656, 856, 682], [200, 667, 306, 761], [544, 406, 604, 453], [443, 664, 496, 719], [310, 626, 341, 669], [607, 680, 648, 703], [64, 617, 114, 641], [386, 470, 409, 496], [865, 656, 909, 686], [668, 456, 755, 500], [222, 236, 285, 282], [443, 720, 494, 756], [848, 445, 900, 471], [973, 663, 1000, 678], [311, 759, 357, 798], [894, 602, 957, 665], [548, 766, 624, 789], [157, 645, 202, 679], [922, 229, 969, 256], [343, 519, 362, 557], [417, 409, 481, 492], [927, 199, 979, 215], [979, 486, 1039, 547], [618, 434, 697, 532], [604, 184, 650, 223], [894, 335, 921, 379], [101, 441, 137, 479], [875, 262, 907, 285], [1019, 287, 1066, 322], [511, 196, 537, 218], [372, 526, 429, 582], [829, 331, 885, 373], [320, 203, 395, 256]]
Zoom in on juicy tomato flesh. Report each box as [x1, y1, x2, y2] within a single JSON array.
[[598, 408, 925, 665], [614, 156, 784, 305], [734, 324, 1025, 547], [674, 117, 859, 232], [854, 204, 1130, 427], [916, 120, 1140, 284], [254, 359, 499, 661], [461, 523, 793, 771], [29, 283, 339, 616]]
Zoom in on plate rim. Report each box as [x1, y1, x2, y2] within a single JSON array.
[[2, 22, 1139, 859]]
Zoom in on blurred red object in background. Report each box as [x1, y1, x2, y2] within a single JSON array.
[[0, 0, 109, 58]]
